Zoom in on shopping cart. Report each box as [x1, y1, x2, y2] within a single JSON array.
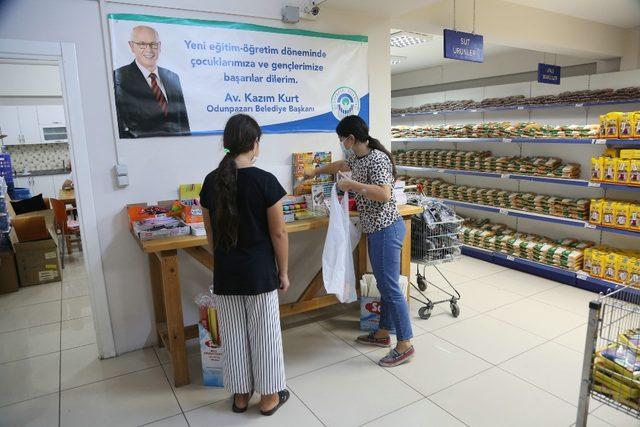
[[407, 193, 462, 320], [576, 286, 640, 426]]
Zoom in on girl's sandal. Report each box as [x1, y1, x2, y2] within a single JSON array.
[[260, 390, 290, 416], [232, 392, 253, 413]]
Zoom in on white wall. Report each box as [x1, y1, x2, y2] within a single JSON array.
[[0, 0, 390, 354], [0, 63, 62, 96]]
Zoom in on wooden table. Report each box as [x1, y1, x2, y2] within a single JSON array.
[[131, 204, 422, 387], [57, 189, 75, 204]]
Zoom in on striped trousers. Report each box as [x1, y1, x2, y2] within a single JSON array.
[[214, 290, 286, 395]]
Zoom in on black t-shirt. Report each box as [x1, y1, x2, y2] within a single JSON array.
[[199, 167, 287, 295]]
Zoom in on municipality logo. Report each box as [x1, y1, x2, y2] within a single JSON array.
[[331, 87, 360, 120]]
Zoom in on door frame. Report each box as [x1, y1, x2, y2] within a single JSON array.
[[0, 38, 116, 358]]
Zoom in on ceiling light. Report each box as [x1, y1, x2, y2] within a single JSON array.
[[390, 31, 432, 48], [391, 55, 407, 65]]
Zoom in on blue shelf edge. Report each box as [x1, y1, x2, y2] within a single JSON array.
[[460, 245, 639, 295], [392, 137, 640, 145], [391, 99, 640, 117], [599, 183, 640, 192]]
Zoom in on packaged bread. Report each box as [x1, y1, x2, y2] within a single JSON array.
[[630, 159, 640, 185], [616, 254, 635, 284], [619, 113, 633, 138], [629, 203, 640, 230], [602, 201, 616, 227], [614, 202, 630, 229], [603, 253, 618, 282], [591, 157, 603, 181], [614, 158, 631, 183], [602, 157, 616, 182], [589, 199, 603, 224]]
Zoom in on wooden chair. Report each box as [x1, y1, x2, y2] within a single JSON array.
[[50, 198, 82, 267]]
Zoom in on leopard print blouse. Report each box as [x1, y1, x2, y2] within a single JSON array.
[[347, 149, 400, 234]]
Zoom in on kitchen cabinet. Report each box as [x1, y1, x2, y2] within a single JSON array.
[[12, 175, 57, 200], [0, 106, 21, 145], [17, 106, 41, 144], [36, 105, 65, 126]]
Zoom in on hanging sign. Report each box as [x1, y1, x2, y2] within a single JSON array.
[[538, 63, 561, 85], [443, 29, 483, 63], [108, 14, 369, 138]]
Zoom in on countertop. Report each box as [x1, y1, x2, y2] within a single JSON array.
[[15, 169, 71, 177]]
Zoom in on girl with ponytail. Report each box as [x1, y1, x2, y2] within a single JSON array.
[[200, 114, 290, 415], [306, 115, 415, 367]]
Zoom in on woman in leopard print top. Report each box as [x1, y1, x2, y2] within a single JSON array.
[[307, 115, 415, 368]]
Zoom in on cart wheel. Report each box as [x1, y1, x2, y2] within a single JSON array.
[[418, 306, 432, 320], [450, 302, 460, 318], [417, 276, 427, 292]]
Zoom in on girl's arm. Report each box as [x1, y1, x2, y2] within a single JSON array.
[[304, 160, 350, 179], [267, 201, 290, 292], [338, 175, 392, 202], [202, 208, 214, 252]]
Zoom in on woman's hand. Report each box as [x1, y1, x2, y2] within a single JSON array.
[[337, 171, 356, 192], [303, 168, 316, 180], [279, 273, 290, 293]]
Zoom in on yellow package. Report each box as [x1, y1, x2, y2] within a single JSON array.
[[590, 249, 605, 278], [620, 149, 640, 159], [629, 159, 640, 185], [616, 255, 635, 284], [629, 203, 640, 230], [602, 157, 616, 182], [603, 253, 618, 282], [589, 199, 603, 224], [599, 115, 608, 138], [619, 113, 634, 138], [631, 259, 640, 288], [583, 247, 594, 272], [614, 159, 630, 183], [591, 157, 603, 181], [602, 201, 616, 227], [604, 112, 623, 138], [633, 112, 640, 138], [614, 202, 630, 229]]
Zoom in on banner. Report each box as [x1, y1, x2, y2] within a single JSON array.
[[108, 14, 369, 139]]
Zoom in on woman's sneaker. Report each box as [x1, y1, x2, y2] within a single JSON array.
[[356, 332, 391, 348], [378, 346, 415, 367]]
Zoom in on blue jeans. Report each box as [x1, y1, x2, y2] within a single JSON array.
[[367, 219, 413, 342]]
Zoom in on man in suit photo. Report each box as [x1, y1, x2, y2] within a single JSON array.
[[114, 25, 190, 138]]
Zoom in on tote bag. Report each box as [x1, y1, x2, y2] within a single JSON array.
[[322, 184, 358, 303]]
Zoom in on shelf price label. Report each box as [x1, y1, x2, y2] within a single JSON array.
[[575, 103, 584, 107], [502, 138, 512, 143], [577, 273, 588, 280], [592, 139, 607, 145], [587, 182, 601, 188], [506, 255, 515, 261], [584, 223, 597, 229], [517, 106, 525, 110], [499, 208, 509, 215], [437, 169, 446, 173]]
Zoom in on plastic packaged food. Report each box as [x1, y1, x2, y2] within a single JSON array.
[[591, 157, 603, 181], [602, 157, 616, 182], [614, 158, 631, 183], [583, 247, 594, 272], [631, 259, 640, 288], [602, 201, 616, 227], [590, 199, 603, 224], [603, 112, 623, 138], [590, 249, 605, 278], [633, 112, 640, 139], [603, 253, 618, 282], [616, 255, 635, 284], [614, 202, 630, 229], [629, 203, 640, 230], [630, 159, 640, 185], [619, 113, 634, 138]]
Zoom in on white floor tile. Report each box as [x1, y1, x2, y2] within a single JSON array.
[[531, 285, 597, 317], [553, 325, 588, 354], [0, 282, 61, 309], [185, 389, 323, 427], [449, 280, 524, 313], [62, 278, 89, 299], [500, 341, 584, 406], [432, 314, 546, 364], [438, 256, 506, 278], [0, 393, 59, 427], [0, 352, 59, 407], [61, 343, 159, 390], [61, 317, 96, 350], [143, 414, 189, 427], [571, 414, 615, 427], [364, 398, 465, 426], [487, 298, 586, 339], [480, 268, 560, 297], [431, 367, 577, 427], [410, 302, 480, 332], [283, 323, 360, 378], [366, 333, 491, 396], [591, 403, 640, 426], [60, 366, 180, 427], [154, 339, 200, 365], [0, 300, 60, 333], [161, 354, 229, 412], [0, 323, 60, 364], [288, 355, 422, 427], [61, 295, 92, 321]]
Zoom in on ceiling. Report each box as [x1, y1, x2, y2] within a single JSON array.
[[320, 0, 441, 17], [502, 0, 640, 29]]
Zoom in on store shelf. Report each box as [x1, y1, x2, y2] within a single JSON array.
[[391, 98, 640, 117], [397, 165, 595, 188], [432, 197, 640, 237], [598, 183, 640, 192], [461, 244, 640, 295], [391, 137, 635, 145]]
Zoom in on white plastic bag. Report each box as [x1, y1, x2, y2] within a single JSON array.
[[322, 184, 358, 303]]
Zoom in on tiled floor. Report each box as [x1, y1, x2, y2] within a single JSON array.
[[1, 255, 638, 426]]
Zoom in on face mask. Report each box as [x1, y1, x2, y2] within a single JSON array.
[[340, 139, 354, 158]]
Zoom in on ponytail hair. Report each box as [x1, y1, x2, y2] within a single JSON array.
[[336, 115, 397, 179], [213, 114, 261, 250]]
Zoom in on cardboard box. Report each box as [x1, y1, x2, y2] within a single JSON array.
[[8, 208, 61, 287], [0, 235, 19, 294], [126, 200, 177, 224], [199, 324, 224, 387]]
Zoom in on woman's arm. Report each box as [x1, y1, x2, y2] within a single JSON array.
[[304, 160, 350, 179], [267, 201, 290, 292], [338, 177, 392, 202], [202, 207, 214, 252]]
